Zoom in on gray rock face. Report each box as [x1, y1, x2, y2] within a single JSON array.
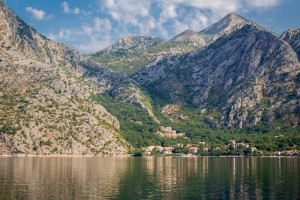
[[1, 0, 299, 154], [135, 25, 300, 127], [281, 28, 300, 60], [88, 31, 206, 75], [170, 30, 206, 47], [0, 0, 129, 155], [199, 13, 278, 44], [104, 35, 165, 51]]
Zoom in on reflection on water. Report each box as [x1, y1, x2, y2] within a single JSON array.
[[0, 157, 299, 199], [0, 157, 127, 199]]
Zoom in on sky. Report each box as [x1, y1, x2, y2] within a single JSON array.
[[5, 0, 300, 54]]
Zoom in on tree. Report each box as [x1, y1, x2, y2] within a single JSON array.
[[244, 147, 253, 156]]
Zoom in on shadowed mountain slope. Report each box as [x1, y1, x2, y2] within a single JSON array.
[[135, 25, 300, 128]]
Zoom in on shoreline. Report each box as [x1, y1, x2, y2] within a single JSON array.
[[142, 155, 300, 158], [0, 154, 298, 158], [0, 154, 131, 158]]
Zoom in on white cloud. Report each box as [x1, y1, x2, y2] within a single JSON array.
[[48, 29, 73, 41], [101, 0, 151, 23], [97, 0, 282, 38], [94, 17, 112, 32], [78, 35, 112, 53], [62, 2, 80, 15], [62, 2, 70, 14], [245, 0, 280, 8], [47, 17, 113, 53], [49, 0, 282, 53], [158, 2, 178, 22], [98, 0, 242, 37], [25, 7, 46, 20], [73, 8, 80, 15]]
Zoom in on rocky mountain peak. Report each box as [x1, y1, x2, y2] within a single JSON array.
[[281, 28, 300, 39], [105, 34, 165, 51], [225, 13, 246, 22], [170, 30, 206, 46], [199, 13, 250, 39], [281, 28, 300, 60], [0, 0, 13, 34], [0, 0, 51, 62], [135, 23, 300, 128], [0, 0, 131, 155], [0, 0, 6, 6], [198, 12, 278, 44], [0, 0, 7, 9], [171, 30, 200, 40]]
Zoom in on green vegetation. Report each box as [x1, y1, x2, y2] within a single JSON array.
[[87, 41, 199, 75], [0, 89, 29, 136], [91, 93, 188, 148], [40, 140, 52, 146], [0, 124, 20, 135], [133, 152, 143, 157], [16, 16, 34, 41], [156, 103, 300, 152], [139, 78, 300, 153], [88, 49, 151, 74], [92, 84, 300, 153]]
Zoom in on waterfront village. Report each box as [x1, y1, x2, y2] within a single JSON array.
[[140, 126, 300, 157]]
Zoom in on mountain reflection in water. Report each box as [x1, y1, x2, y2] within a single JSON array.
[[0, 157, 299, 199]]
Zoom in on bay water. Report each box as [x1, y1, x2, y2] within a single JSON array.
[[0, 156, 299, 199]]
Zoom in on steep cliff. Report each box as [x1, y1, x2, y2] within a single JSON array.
[[169, 30, 206, 47], [0, 0, 129, 155], [88, 32, 205, 75], [135, 25, 300, 128], [199, 13, 278, 44], [281, 28, 300, 60], [1, 0, 299, 152]]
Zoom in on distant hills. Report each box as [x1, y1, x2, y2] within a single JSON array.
[[87, 13, 278, 75]]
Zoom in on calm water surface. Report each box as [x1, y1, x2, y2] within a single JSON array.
[[0, 156, 299, 199]]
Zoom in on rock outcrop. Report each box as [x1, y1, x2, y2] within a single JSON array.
[[0, 0, 129, 155], [199, 13, 278, 44], [88, 31, 206, 75], [103, 35, 165, 51], [1, 0, 299, 153], [135, 25, 300, 128], [169, 30, 206, 47], [281, 28, 300, 60]]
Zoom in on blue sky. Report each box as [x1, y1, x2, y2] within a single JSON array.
[[5, 0, 300, 53]]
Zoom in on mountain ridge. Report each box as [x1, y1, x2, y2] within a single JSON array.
[[134, 24, 300, 128], [87, 12, 279, 75], [199, 13, 279, 44], [0, 0, 132, 155], [169, 30, 206, 47], [281, 28, 300, 60], [102, 35, 165, 51]]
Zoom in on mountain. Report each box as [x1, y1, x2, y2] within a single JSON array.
[[104, 35, 165, 51], [87, 32, 206, 75], [169, 30, 206, 47], [281, 28, 300, 60], [134, 24, 300, 128], [199, 13, 278, 44], [87, 13, 277, 76], [1, 0, 299, 153], [0, 0, 134, 155], [87, 35, 165, 74]]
